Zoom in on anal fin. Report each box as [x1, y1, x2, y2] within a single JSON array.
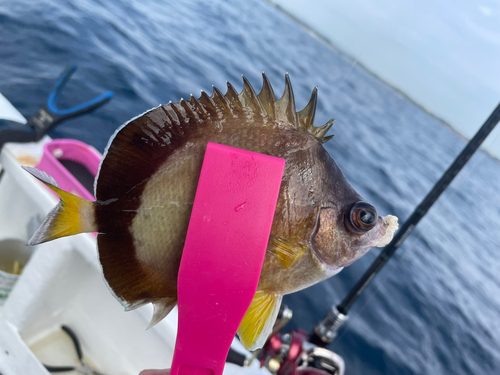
[[237, 291, 282, 351], [267, 236, 307, 269], [123, 299, 149, 312], [147, 297, 177, 329]]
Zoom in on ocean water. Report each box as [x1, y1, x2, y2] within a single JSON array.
[[1, 0, 500, 374]]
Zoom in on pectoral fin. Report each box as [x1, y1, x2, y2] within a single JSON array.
[[237, 291, 282, 351], [267, 236, 307, 269]]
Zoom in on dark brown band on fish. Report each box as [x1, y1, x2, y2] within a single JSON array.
[[94, 199, 175, 305], [97, 231, 178, 305]]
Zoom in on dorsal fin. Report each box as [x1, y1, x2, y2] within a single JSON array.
[[198, 91, 217, 119], [298, 87, 317, 132], [275, 74, 297, 126], [225, 81, 240, 105], [211, 85, 232, 113], [311, 118, 335, 139], [258, 73, 276, 120], [240, 75, 266, 117], [95, 75, 334, 202]]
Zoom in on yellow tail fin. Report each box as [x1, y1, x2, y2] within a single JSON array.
[[23, 167, 97, 245], [237, 291, 283, 351]]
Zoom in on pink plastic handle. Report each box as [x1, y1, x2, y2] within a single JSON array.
[[170, 142, 285, 375]]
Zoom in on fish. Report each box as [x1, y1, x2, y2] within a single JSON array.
[[24, 73, 398, 351]]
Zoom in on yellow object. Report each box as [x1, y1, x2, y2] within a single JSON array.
[[267, 236, 307, 269], [23, 167, 97, 245], [12, 260, 21, 275], [237, 291, 281, 350]]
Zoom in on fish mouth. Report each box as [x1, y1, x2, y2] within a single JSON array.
[[370, 214, 399, 247]]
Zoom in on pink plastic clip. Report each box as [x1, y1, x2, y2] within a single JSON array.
[[170, 142, 285, 375]]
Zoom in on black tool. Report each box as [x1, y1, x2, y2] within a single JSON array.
[[43, 325, 105, 375]]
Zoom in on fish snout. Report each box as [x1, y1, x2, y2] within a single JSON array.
[[370, 214, 399, 247]]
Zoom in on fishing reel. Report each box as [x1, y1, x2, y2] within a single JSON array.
[[260, 328, 345, 375], [234, 305, 345, 375]]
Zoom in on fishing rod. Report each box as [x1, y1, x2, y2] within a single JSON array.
[[310, 102, 500, 347], [236, 105, 500, 375]]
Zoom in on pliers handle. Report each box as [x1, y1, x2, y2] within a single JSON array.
[[0, 65, 113, 151], [43, 325, 105, 375], [26, 64, 113, 139]]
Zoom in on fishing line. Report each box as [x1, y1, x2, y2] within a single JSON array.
[[332, 59, 358, 98]]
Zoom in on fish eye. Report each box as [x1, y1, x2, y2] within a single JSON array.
[[345, 201, 378, 233]]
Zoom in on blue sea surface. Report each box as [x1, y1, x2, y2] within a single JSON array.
[[1, 1, 500, 374]]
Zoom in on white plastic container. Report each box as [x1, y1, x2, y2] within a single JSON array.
[[0, 238, 32, 307]]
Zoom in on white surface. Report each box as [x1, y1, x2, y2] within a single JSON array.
[[0, 92, 27, 124]]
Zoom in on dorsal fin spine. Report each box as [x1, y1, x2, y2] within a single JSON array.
[[312, 118, 335, 139], [159, 105, 184, 139], [198, 90, 218, 120], [171, 103, 194, 137], [160, 105, 176, 125], [211, 86, 233, 117], [165, 104, 180, 125], [240, 75, 266, 116], [225, 81, 240, 105], [170, 103, 188, 125], [188, 94, 208, 118], [180, 99, 201, 125], [275, 74, 298, 127], [322, 134, 334, 143], [258, 73, 276, 120], [186, 95, 210, 131], [298, 87, 317, 131]]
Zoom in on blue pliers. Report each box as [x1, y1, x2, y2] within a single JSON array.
[[0, 65, 113, 150]]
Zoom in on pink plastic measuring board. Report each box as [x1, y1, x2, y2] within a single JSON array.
[[170, 142, 285, 375]]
